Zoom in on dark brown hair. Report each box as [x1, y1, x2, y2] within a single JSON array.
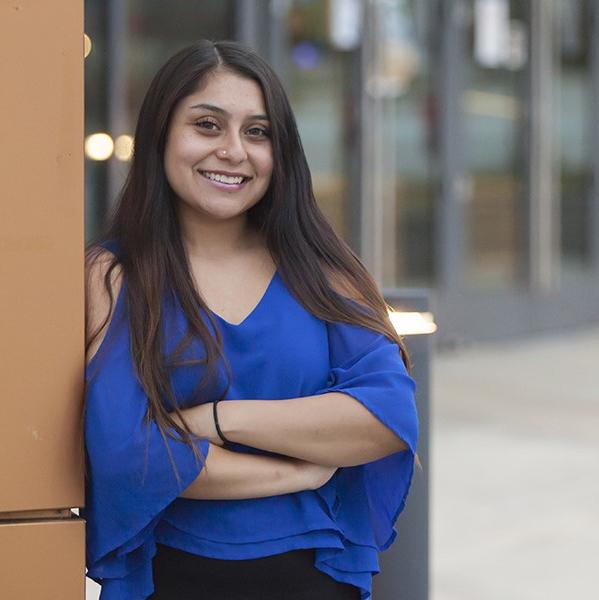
[[86, 40, 413, 485]]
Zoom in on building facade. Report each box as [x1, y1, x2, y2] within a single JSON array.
[[85, 0, 599, 346]]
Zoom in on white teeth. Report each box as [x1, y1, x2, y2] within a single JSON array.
[[202, 171, 245, 185]]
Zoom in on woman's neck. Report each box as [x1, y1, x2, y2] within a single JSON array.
[[178, 208, 261, 263]]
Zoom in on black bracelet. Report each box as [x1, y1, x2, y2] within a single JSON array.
[[212, 399, 231, 446]]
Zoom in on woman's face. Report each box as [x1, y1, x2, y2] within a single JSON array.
[[164, 69, 273, 223]]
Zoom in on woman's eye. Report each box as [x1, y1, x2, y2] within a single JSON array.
[[194, 120, 219, 131], [247, 127, 270, 138]]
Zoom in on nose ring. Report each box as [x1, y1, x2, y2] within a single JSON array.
[[217, 148, 228, 158]]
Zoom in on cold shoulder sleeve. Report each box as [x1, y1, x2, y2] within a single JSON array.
[[316, 319, 418, 552], [82, 280, 210, 600]]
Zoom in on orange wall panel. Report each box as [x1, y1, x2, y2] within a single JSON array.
[[0, 1, 84, 510], [0, 519, 85, 599]]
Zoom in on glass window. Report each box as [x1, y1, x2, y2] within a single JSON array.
[[554, 0, 594, 275], [343, 0, 439, 288], [284, 0, 361, 243], [463, 0, 529, 289], [126, 0, 233, 129], [391, 0, 440, 287]]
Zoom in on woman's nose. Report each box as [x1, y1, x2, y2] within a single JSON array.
[[216, 133, 247, 164]]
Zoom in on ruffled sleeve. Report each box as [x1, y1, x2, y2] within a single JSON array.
[[317, 319, 419, 552], [82, 280, 210, 600]]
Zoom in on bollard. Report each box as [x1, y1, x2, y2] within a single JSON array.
[[372, 289, 434, 600]]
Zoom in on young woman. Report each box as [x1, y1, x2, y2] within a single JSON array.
[[83, 40, 418, 600]]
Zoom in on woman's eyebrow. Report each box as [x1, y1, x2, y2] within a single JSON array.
[[188, 102, 269, 121]]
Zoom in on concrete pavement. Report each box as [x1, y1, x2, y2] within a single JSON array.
[[431, 323, 599, 600]]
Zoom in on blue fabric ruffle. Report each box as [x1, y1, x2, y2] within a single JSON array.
[[82, 280, 210, 599], [312, 320, 419, 598]]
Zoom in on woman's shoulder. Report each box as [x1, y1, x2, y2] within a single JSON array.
[[85, 242, 123, 288], [85, 243, 124, 365]]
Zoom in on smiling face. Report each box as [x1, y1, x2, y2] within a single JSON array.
[[164, 69, 273, 224]]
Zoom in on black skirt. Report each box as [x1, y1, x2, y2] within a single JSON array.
[[149, 543, 361, 600]]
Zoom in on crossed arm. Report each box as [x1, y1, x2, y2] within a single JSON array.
[[86, 253, 407, 502], [174, 392, 408, 501], [181, 392, 407, 467]]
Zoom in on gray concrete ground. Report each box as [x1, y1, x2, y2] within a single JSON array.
[[87, 324, 599, 600], [431, 324, 599, 600]]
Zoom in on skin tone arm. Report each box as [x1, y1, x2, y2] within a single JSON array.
[[179, 442, 336, 500], [178, 393, 408, 468]]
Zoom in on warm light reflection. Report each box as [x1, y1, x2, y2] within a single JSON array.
[[84, 34, 92, 58], [85, 133, 114, 161], [114, 134, 134, 161], [388, 310, 437, 336]]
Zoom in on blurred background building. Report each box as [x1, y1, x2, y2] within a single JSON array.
[[84, 0, 599, 347]]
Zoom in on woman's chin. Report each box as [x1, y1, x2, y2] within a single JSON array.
[[192, 201, 252, 222]]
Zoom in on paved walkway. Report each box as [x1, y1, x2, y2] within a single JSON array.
[[431, 324, 599, 600]]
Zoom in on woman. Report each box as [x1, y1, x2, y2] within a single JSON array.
[[83, 40, 418, 600]]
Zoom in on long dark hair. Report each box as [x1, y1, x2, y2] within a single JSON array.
[[86, 39, 413, 485]]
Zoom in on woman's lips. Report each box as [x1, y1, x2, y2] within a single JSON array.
[[197, 170, 251, 191]]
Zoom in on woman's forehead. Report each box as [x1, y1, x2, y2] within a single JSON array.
[[181, 70, 267, 117]]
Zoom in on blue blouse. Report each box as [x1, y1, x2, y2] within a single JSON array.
[[82, 252, 419, 600]]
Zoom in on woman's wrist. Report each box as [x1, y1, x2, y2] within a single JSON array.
[[212, 400, 232, 446], [174, 403, 224, 446]]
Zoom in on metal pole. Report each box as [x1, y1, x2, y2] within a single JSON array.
[[360, 0, 386, 284], [590, 0, 599, 276], [234, 0, 262, 51], [268, 0, 292, 85], [374, 289, 431, 600], [436, 0, 468, 293], [528, 0, 560, 292]]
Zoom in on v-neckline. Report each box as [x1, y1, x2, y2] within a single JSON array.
[[209, 270, 279, 328]]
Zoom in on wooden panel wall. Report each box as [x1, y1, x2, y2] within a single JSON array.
[[0, 0, 84, 512]]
